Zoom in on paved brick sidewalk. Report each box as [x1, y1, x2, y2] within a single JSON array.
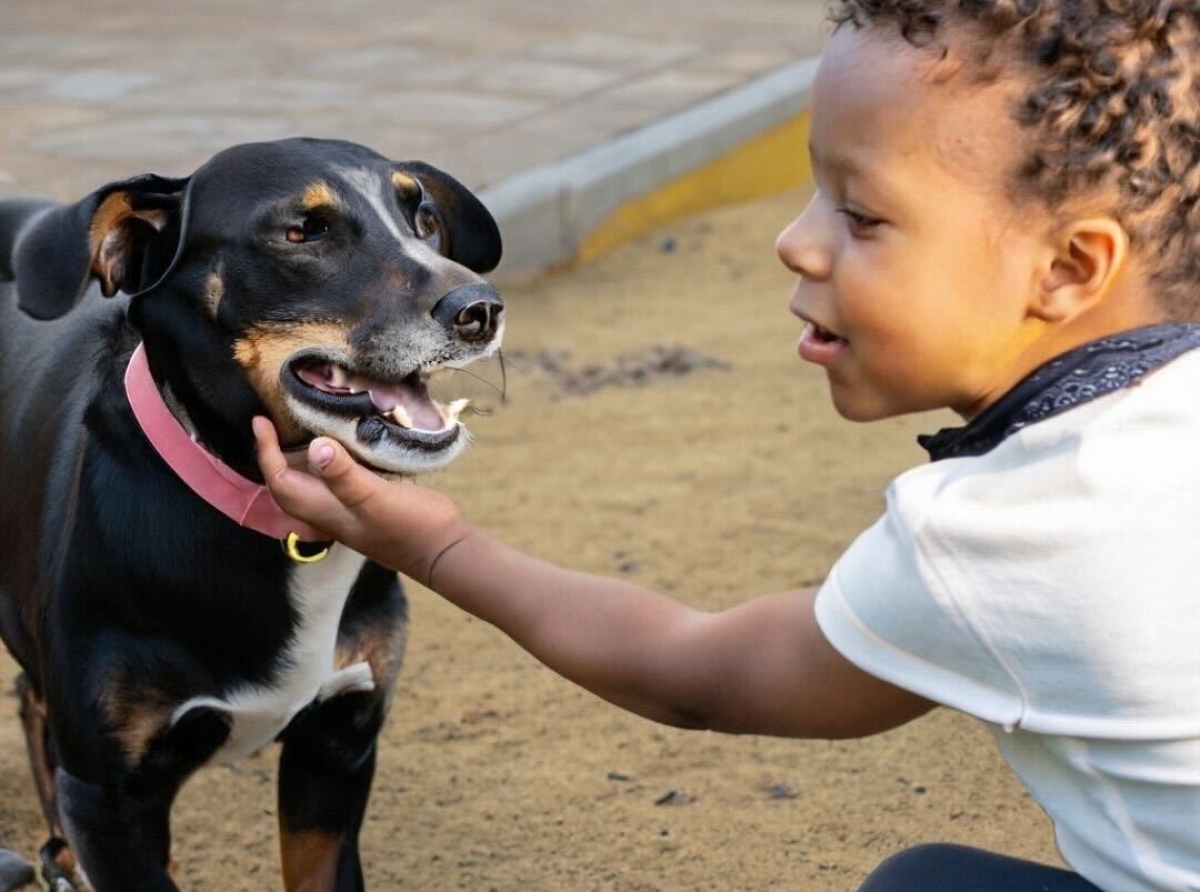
[[0, 1, 829, 197]]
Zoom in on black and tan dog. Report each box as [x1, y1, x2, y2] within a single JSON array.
[[0, 137, 503, 892]]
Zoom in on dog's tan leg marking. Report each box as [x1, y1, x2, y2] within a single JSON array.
[[98, 682, 174, 766], [17, 675, 63, 836], [335, 614, 407, 697], [280, 828, 343, 892], [40, 836, 92, 892], [234, 323, 351, 444]]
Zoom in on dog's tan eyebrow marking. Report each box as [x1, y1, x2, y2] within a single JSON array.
[[301, 180, 339, 211], [392, 171, 420, 200]]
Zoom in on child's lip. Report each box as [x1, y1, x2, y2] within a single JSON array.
[[797, 321, 849, 366], [793, 309, 842, 338]]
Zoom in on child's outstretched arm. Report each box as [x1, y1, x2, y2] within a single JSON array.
[[254, 418, 935, 740]]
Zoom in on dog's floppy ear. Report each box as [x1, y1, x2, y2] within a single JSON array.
[[393, 162, 502, 274], [13, 174, 189, 320]]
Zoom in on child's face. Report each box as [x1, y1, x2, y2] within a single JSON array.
[[778, 25, 1053, 422]]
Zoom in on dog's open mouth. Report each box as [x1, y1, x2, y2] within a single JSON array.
[[292, 360, 469, 434], [281, 352, 474, 473]]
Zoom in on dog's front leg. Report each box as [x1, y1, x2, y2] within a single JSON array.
[[50, 703, 232, 892], [277, 688, 390, 892], [54, 768, 181, 892]]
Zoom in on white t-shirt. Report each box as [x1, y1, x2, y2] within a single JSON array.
[[815, 350, 1200, 892]]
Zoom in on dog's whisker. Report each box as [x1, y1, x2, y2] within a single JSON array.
[[435, 363, 508, 403], [490, 349, 555, 381], [499, 348, 509, 404]]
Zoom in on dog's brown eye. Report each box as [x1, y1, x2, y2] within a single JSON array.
[[414, 204, 438, 240], [286, 217, 331, 244]]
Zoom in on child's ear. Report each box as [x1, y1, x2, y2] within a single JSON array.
[[1033, 218, 1129, 323]]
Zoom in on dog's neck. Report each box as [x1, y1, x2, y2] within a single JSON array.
[[124, 342, 329, 544], [161, 381, 200, 440]]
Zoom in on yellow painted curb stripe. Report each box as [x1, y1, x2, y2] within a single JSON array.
[[577, 110, 812, 265]]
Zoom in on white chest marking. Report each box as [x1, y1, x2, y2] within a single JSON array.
[[172, 546, 373, 764]]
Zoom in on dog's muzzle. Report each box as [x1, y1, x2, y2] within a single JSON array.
[[278, 283, 505, 476]]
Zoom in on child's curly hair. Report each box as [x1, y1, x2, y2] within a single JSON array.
[[828, 0, 1200, 320]]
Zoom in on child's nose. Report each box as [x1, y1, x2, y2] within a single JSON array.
[[775, 197, 831, 280]]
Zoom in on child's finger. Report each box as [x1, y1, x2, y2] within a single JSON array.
[[252, 417, 345, 521], [252, 416, 289, 479], [304, 437, 385, 510]]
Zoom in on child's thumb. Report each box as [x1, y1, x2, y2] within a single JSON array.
[[308, 438, 341, 470], [307, 438, 377, 508]]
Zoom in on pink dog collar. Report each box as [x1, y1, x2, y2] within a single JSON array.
[[124, 342, 330, 547]]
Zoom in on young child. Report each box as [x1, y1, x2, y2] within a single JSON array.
[[254, 2, 1200, 889]]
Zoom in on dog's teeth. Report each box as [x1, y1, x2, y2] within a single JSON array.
[[389, 405, 414, 428], [328, 366, 348, 387], [444, 398, 471, 423]]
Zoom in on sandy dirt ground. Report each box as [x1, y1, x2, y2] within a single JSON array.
[[0, 187, 1061, 890]]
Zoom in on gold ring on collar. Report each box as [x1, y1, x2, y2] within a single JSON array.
[[285, 532, 331, 563]]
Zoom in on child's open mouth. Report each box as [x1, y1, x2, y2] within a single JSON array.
[[797, 322, 849, 365]]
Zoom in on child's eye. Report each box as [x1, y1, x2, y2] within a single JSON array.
[[836, 206, 883, 236]]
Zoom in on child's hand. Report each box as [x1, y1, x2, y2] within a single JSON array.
[[252, 417, 470, 581]]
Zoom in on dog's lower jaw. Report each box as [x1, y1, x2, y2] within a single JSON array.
[[285, 403, 472, 475]]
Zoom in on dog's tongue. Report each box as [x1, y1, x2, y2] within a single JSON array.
[[366, 383, 443, 430], [296, 364, 444, 430]]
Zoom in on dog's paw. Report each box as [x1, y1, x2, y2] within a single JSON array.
[[36, 839, 89, 892]]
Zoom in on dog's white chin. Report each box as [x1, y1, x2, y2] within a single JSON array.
[[286, 402, 471, 475]]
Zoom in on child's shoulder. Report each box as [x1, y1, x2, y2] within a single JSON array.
[[1067, 348, 1200, 487], [884, 349, 1200, 529], [992, 346, 1200, 473]]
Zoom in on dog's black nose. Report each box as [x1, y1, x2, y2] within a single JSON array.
[[432, 283, 504, 343]]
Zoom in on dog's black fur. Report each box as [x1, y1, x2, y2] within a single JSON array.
[[0, 137, 503, 892]]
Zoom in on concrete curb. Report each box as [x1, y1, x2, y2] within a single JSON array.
[[480, 56, 819, 285]]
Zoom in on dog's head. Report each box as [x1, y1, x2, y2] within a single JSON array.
[[14, 138, 504, 475]]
